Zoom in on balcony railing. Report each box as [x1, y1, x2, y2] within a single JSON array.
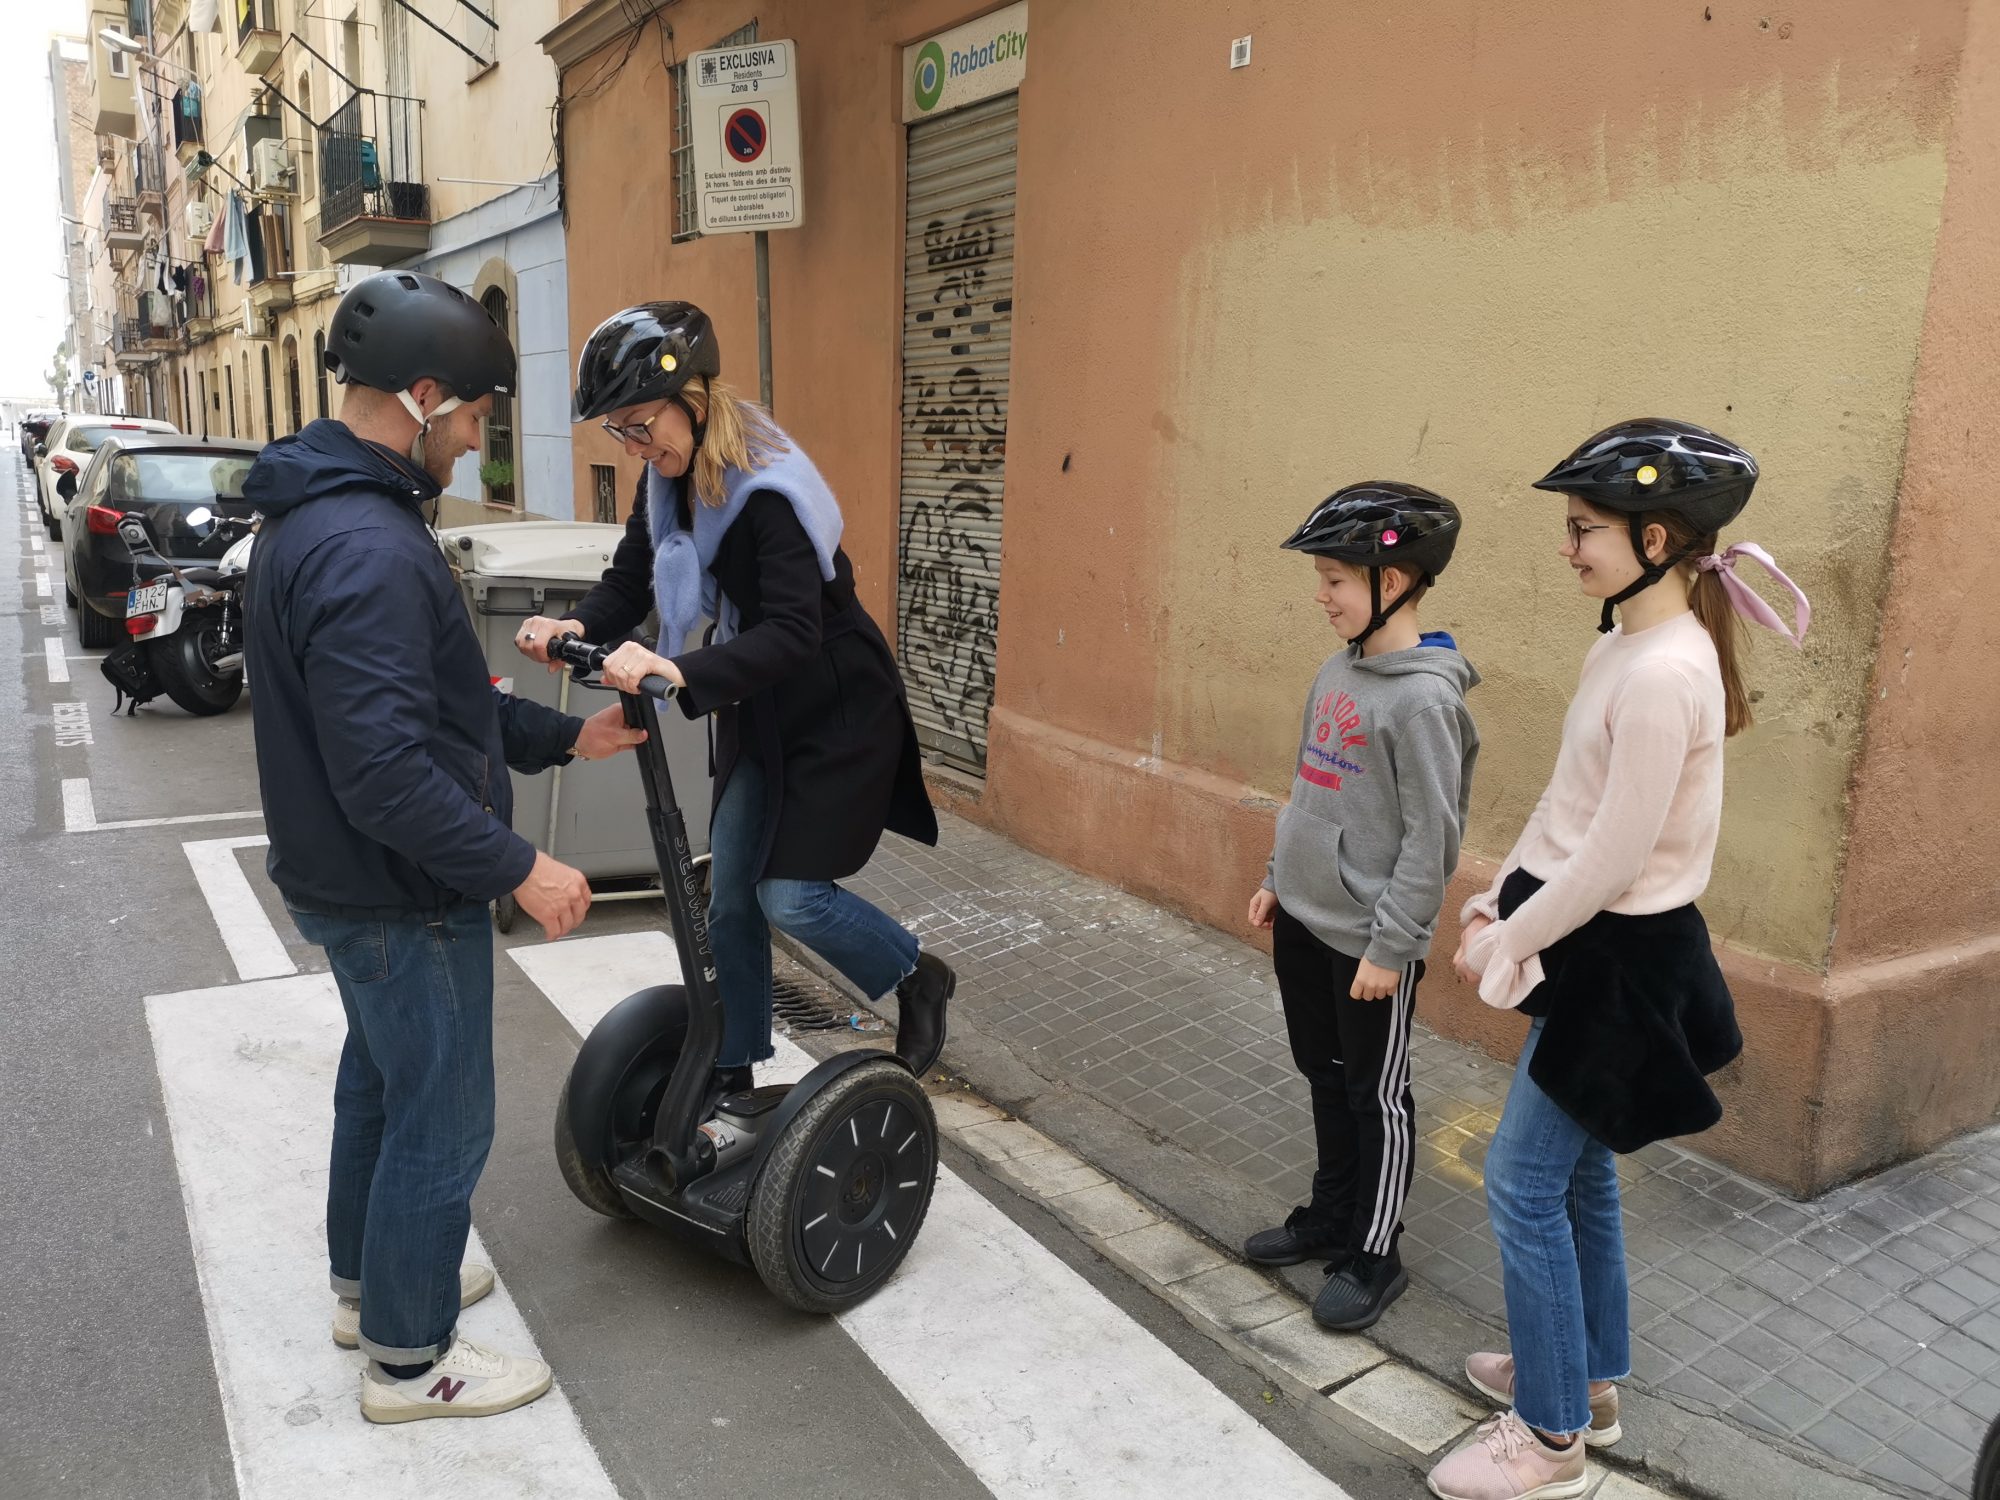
[[172, 88, 203, 154], [318, 92, 432, 266], [106, 198, 145, 250], [135, 145, 166, 203], [236, 0, 282, 74]]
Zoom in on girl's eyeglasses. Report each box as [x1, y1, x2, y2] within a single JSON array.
[[601, 411, 664, 446], [1566, 518, 1615, 550]]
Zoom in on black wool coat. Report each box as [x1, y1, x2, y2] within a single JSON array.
[[1501, 869, 1743, 1154], [568, 475, 937, 882]]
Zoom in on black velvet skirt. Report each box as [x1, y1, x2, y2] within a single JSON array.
[[1500, 869, 1743, 1153]]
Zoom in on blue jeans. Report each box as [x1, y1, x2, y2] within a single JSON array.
[[289, 902, 495, 1365], [707, 756, 920, 1068], [1484, 1017, 1632, 1435]]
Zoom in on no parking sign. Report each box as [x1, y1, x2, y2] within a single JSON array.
[[688, 40, 802, 233]]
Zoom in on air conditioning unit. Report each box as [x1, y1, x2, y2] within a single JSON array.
[[186, 200, 214, 238], [239, 299, 271, 340], [252, 138, 295, 194]]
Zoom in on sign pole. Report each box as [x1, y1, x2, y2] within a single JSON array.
[[755, 228, 773, 411]]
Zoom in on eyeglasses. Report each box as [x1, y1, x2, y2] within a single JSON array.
[[1565, 518, 1615, 550], [600, 410, 665, 446]]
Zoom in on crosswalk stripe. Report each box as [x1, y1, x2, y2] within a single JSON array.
[[512, 931, 1350, 1499], [181, 836, 295, 981], [145, 973, 620, 1500]]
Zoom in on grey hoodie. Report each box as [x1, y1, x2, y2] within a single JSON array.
[[1264, 633, 1480, 968]]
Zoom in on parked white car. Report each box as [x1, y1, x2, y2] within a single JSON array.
[[36, 415, 178, 538]]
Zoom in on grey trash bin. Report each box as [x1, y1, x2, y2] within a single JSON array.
[[440, 522, 711, 921]]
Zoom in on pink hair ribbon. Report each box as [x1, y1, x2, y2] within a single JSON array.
[[1697, 543, 1811, 646]]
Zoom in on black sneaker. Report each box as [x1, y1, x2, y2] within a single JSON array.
[[1243, 1208, 1347, 1268], [1312, 1247, 1408, 1331], [894, 952, 954, 1076]]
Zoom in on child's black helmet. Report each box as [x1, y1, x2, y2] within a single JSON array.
[[1282, 482, 1461, 647], [1536, 419, 1759, 632], [571, 302, 722, 423]]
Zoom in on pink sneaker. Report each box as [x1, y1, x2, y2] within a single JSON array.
[[1465, 1351, 1623, 1446], [1427, 1410, 1588, 1500]]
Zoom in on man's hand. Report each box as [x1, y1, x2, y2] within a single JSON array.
[[600, 641, 686, 695], [1454, 915, 1493, 986], [1248, 888, 1279, 930], [516, 616, 586, 671], [513, 851, 591, 941], [571, 703, 647, 762], [1351, 957, 1401, 1001]]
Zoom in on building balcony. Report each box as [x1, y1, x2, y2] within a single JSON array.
[[136, 148, 167, 217], [172, 88, 203, 165], [248, 274, 294, 315], [105, 199, 146, 253], [317, 92, 431, 267], [91, 71, 137, 139], [113, 319, 157, 367], [236, 0, 282, 75]]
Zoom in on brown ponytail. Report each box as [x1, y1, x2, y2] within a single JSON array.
[[1651, 509, 1752, 736]]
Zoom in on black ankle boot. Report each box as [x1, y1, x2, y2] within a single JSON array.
[[1312, 1247, 1408, 1331], [894, 952, 955, 1076]]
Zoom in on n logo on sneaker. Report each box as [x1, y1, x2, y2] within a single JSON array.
[[427, 1376, 466, 1403]]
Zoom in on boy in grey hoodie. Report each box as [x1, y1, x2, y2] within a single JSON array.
[[1246, 483, 1479, 1332]]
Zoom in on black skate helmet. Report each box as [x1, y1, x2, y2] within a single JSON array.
[[1535, 418, 1759, 631], [324, 271, 515, 401], [571, 301, 721, 426], [1281, 482, 1461, 647]]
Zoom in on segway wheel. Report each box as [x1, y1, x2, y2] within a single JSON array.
[[748, 1059, 937, 1313], [553, 1071, 635, 1220], [494, 892, 519, 934]]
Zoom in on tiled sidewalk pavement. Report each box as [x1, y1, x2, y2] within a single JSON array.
[[827, 808, 2000, 1498]]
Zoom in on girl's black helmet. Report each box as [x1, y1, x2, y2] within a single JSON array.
[[1533, 418, 1757, 536], [1281, 482, 1462, 581], [324, 271, 516, 398], [571, 302, 722, 422]]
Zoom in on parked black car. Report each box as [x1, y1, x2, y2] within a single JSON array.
[[19, 409, 62, 464], [63, 434, 261, 650]]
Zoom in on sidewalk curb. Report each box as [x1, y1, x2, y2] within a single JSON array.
[[781, 934, 1913, 1500]]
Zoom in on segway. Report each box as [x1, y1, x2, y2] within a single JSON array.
[[547, 635, 939, 1312]]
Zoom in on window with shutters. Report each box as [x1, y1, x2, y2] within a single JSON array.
[[670, 21, 758, 242], [591, 464, 617, 524], [313, 331, 328, 418], [480, 286, 516, 507]]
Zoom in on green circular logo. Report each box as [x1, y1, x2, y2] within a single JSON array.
[[914, 41, 946, 112]]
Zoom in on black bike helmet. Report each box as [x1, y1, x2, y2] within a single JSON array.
[[1281, 482, 1462, 647], [324, 271, 515, 399], [571, 302, 721, 423], [1535, 418, 1758, 631]]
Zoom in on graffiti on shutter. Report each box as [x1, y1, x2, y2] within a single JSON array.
[[898, 92, 1018, 773]]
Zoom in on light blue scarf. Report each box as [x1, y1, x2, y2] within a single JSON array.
[[645, 422, 844, 656]]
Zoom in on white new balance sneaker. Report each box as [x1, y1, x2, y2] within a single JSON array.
[[359, 1336, 553, 1424], [332, 1264, 496, 1349]]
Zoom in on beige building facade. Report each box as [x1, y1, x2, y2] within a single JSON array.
[[545, 0, 2000, 1194], [72, 0, 577, 528]]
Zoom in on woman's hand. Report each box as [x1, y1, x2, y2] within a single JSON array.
[[516, 616, 586, 670], [1453, 914, 1494, 986], [599, 641, 686, 695], [1248, 888, 1279, 930]]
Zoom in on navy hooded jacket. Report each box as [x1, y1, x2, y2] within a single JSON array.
[[242, 420, 580, 917]]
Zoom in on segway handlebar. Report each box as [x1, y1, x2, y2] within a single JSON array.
[[550, 633, 677, 701]]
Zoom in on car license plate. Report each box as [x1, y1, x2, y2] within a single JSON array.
[[127, 581, 170, 618]]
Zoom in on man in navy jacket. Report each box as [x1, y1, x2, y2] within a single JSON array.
[[243, 271, 643, 1425]]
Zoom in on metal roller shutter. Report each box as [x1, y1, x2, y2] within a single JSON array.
[[897, 91, 1018, 773]]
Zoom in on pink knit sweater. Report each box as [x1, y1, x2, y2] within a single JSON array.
[[1462, 611, 1725, 1009]]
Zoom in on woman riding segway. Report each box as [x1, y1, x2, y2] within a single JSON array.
[[518, 301, 953, 1094]]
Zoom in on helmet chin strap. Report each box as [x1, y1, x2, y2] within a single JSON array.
[[1599, 515, 1692, 633], [395, 388, 462, 467], [670, 376, 712, 458], [1351, 567, 1423, 649]]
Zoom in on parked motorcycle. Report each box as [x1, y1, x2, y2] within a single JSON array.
[[100, 506, 255, 716]]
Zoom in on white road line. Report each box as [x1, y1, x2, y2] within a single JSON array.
[[183, 836, 296, 981], [34, 572, 51, 597], [145, 973, 620, 1500], [44, 636, 67, 683], [60, 777, 264, 833], [30, 533, 43, 552], [509, 932, 1347, 1500]]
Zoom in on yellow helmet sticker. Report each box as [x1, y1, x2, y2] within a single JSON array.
[[1636, 464, 1659, 485], [661, 352, 679, 372]]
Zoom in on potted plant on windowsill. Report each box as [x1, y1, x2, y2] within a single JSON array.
[[479, 459, 515, 509]]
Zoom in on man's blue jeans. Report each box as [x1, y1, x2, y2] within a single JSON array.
[[1484, 1017, 1633, 1435], [289, 901, 495, 1365], [706, 757, 920, 1068]]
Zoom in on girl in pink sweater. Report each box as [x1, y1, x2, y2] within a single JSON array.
[[1426, 420, 1810, 1500]]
